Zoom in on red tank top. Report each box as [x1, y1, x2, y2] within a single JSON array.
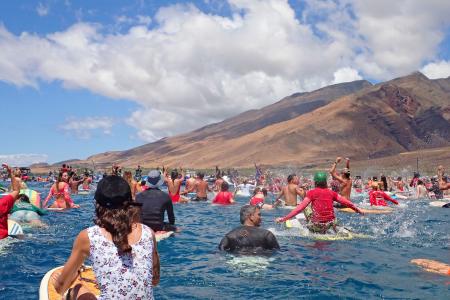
[[213, 192, 233, 205]]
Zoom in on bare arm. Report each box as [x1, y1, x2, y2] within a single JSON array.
[[276, 197, 312, 223], [152, 232, 160, 286], [53, 230, 90, 295], [330, 157, 345, 183]]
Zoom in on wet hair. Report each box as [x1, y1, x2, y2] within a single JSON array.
[[240, 205, 257, 224], [261, 188, 268, 196], [381, 176, 388, 191], [372, 176, 378, 181], [221, 181, 229, 192], [197, 172, 204, 179], [140, 180, 146, 186], [18, 194, 30, 203], [417, 180, 424, 185], [252, 187, 261, 196], [55, 171, 66, 193], [397, 177, 402, 181], [171, 170, 179, 182], [94, 203, 141, 254], [287, 174, 296, 183]]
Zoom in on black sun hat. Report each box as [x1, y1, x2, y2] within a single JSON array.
[[95, 175, 142, 209]]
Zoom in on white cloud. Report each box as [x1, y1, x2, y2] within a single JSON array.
[[421, 61, 450, 79], [60, 117, 115, 139], [333, 67, 362, 84], [1, 0, 450, 142], [36, 3, 49, 17], [0, 154, 48, 167]]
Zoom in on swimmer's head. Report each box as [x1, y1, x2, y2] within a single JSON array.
[[170, 170, 179, 181], [240, 205, 261, 226], [18, 194, 30, 203], [342, 168, 350, 179], [221, 181, 229, 192], [313, 172, 327, 188], [197, 172, 204, 179], [287, 174, 296, 183], [371, 182, 379, 190]]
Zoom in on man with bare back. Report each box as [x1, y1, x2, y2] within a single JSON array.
[[330, 157, 352, 201], [274, 174, 305, 207]]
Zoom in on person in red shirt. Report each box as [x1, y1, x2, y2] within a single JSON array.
[[276, 172, 363, 234], [0, 164, 21, 239], [249, 187, 274, 209], [369, 183, 399, 206], [213, 182, 235, 205]]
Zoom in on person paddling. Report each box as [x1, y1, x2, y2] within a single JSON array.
[[276, 172, 363, 234]]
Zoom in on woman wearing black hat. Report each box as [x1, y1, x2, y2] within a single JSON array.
[[52, 176, 160, 299]]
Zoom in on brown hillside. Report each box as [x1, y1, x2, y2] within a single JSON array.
[[45, 73, 450, 170]]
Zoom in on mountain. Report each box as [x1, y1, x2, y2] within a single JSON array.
[[45, 72, 450, 170]]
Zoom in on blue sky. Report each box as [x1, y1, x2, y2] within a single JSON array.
[[1, 0, 449, 166]]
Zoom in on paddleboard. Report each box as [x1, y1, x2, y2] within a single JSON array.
[[280, 218, 369, 241], [8, 219, 24, 237], [39, 266, 100, 300], [155, 231, 174, 242], [429, 201, 448, 207], [339, 207, 393, 214], [46, 207, 69, 212], [411, 259, 450, 276]]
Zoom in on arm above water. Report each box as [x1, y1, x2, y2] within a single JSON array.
[[53, 230, 90, 295], [276, 197, 312, 223], [382, 192, 398, 205], [335, 194, 363, 214]]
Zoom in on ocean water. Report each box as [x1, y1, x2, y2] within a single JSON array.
[[0, 182, 449, 299]]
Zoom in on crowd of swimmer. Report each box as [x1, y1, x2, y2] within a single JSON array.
[[1, 158, 450, 299]]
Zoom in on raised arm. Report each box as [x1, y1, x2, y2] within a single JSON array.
[[330, 157, 345, 183]]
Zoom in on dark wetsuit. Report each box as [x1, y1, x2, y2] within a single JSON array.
[[428, 184, 443, 199], [136, 187, 176, 232], [218, 226, 279, 253]]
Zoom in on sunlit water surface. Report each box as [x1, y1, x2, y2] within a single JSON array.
[[0, 182, 449, 299]]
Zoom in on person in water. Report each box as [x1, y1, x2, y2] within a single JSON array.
[[43, 171, 80, 209], [9, 194, 47, 226], [0, 164, 21, 240], [81, 172, 92, 191], [437, 165, 450, 191], [52, 175, 160, 299], [212, 181, 235, 205], [330, 157, 352, 207], [123, 170, 139, 200], [276, 172, 363, 234], [414, 180, 428, 199], [136, 170, 177, 232], [68, 173, 84, 195], [235, 179, 254, 197], [369, 183, 399, 206], [164, 168, 188, 203], [218, 205, 279, 252], [189, 172, 211, 201], [274, 174, 305, 207], [249, 187, 274, 209]]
